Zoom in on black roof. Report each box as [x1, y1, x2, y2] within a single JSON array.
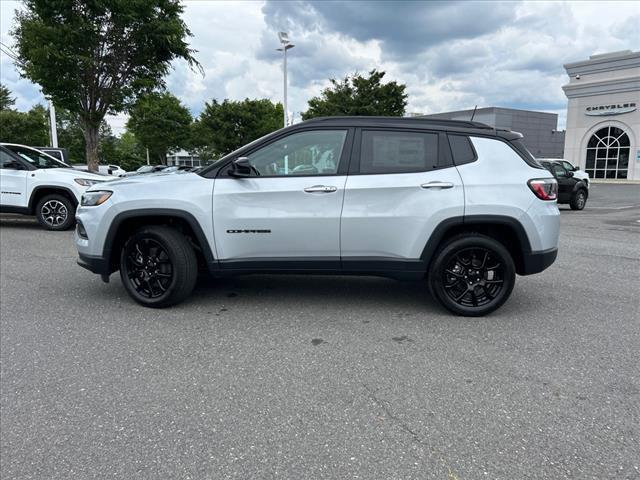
[[296, 116, 521, 140]]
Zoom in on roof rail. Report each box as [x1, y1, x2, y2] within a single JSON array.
[[302, 116, 495, 130]]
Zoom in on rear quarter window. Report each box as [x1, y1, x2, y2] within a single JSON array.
[[447, 135, 477, 165]]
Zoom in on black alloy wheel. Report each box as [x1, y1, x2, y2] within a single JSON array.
[[124, 237, 174, 299], [120, 226, 197, 307], [429, 234, 516, 316]]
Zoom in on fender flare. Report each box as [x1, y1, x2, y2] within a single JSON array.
[[420, 214, 533, 265], [102, 208, 215, 270], [28, 186, 79, 213]]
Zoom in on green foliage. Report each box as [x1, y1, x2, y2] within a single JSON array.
[[112, 131, 146, 171], [302, 70, 408, 120], [0, 104, 48, 145], [0, 84, 16, 110], [13, 0, 199, 170], [127, 92, 192, 164], [193, 98, 283, 156]]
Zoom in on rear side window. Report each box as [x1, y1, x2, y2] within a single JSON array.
[[447, 134, 477, 165], [360, 130, 438, 174]]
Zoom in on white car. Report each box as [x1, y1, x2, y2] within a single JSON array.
[[537, 158, 590, 187], [73, 164, 127, 177], [75, 117, 560, 316], [0, 143, 108, 230]]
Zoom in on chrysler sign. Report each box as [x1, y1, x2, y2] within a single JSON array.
[[585, 102, 636, 116]]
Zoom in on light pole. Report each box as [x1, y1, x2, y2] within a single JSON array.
[[277, 32, 294, 128]]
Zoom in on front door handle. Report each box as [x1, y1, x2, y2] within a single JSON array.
[[420, 181, 454, 189], [304, 185, 337, 193]]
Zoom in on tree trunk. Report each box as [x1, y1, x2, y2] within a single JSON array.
[[83, 123, 100, 172]]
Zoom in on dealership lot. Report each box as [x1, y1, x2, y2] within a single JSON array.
[[1, 184, 638, 479]]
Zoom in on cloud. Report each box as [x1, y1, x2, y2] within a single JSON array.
[[2, 0, 638, 134]]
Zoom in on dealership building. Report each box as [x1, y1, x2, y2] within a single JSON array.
[[562, 50, 639, 180]]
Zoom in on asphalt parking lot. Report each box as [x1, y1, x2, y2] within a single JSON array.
[[1, 184, 639, 480]]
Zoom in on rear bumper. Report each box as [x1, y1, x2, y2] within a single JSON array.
[[520, 247, 557, 275]]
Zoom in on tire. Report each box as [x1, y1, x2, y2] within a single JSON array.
[[35, 194, 75, 231], [119, 226, 198, 308], [570, 189, 587, 210], [428, 234, 516, 317]]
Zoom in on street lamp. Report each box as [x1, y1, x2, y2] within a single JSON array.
[[277, 32, 294, 127]]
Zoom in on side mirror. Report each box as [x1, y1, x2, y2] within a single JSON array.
[[229, 157, 253, 177], [566, 170, 574, 178]]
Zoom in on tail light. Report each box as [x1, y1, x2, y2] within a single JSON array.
[[528, 178, 557, 201]]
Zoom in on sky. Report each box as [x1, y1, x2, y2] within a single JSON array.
[[1, 0, 638, 135]]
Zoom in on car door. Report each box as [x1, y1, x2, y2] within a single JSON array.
[[552, 164, 573, 202], [341, 129, 464, 267], [0, 148, 29, 208], [212, 128, 353, 267]]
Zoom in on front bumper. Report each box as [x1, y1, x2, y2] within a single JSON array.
[[520, 247, 558, 275], [77, 253, 111, 282]]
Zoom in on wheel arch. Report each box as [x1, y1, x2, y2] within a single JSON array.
[[103, 209, 215, 273], [28, 186, 78, 214], [421, 215, 532, 275]]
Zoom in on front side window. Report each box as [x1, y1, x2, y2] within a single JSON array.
[[552, 165, 567, 177], [360, 130, 438, 174], [4, 145, 68, 169], [560, 161, 575, 171], [246, 130, 347, 176], [0, 149, 23, 169]]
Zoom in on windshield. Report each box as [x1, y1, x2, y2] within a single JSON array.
[[4, 145, 70, 169]]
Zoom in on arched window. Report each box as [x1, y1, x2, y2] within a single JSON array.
[[585, 126, 630, 179]]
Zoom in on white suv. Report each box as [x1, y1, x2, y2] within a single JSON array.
[[0, 143, 107, 230], [75, 117, 560, 316]]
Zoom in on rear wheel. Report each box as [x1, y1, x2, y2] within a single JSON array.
[[35, 194, 75, 231], [428, 234, 516, 316], [570, 189, 587, 210], [119, 226, 197, 308]]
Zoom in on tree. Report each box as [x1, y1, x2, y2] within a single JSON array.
[[13, 0, 199, 172], [193, 98, 283, 156], [0, 84, 16, 110], [112, 131, 146, 171], [0, 104, 48, 145], [302, 70, 408, 120], [127, 92, 192, 164]]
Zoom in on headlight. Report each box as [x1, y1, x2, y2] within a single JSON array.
[[81, 191, 112, 206], [75, 178, 102, 187]]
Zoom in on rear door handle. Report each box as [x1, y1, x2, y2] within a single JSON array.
[[420, 181, 454, 189], [304, 185, 337, 193]]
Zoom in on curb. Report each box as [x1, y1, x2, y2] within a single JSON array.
[[590, 180, 640, 185]]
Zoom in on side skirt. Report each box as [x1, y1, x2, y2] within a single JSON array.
[[209, 257, 427, 280]]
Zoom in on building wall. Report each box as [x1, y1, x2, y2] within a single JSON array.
[[421, 107, 565, 158], [562, 51, 640, 180]]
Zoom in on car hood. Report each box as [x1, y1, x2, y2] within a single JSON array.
[[51, 168, 112, 181], [86, 171, 196, 191]]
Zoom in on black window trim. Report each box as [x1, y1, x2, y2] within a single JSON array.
[[349, 127, 452, 175], [216, 127, 355, 179]]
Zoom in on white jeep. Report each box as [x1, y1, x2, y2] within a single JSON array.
[[74, 117, 560, 316], [0, 143, 107, 230]]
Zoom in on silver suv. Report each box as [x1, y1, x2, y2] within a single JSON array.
[[75, 117, 560, 316]]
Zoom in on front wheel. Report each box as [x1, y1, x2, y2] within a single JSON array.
[[35, 194, 75, 231], [119, 226, 198, 308], [570, 189, 587, 210], [428, 234, 516, 316]]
